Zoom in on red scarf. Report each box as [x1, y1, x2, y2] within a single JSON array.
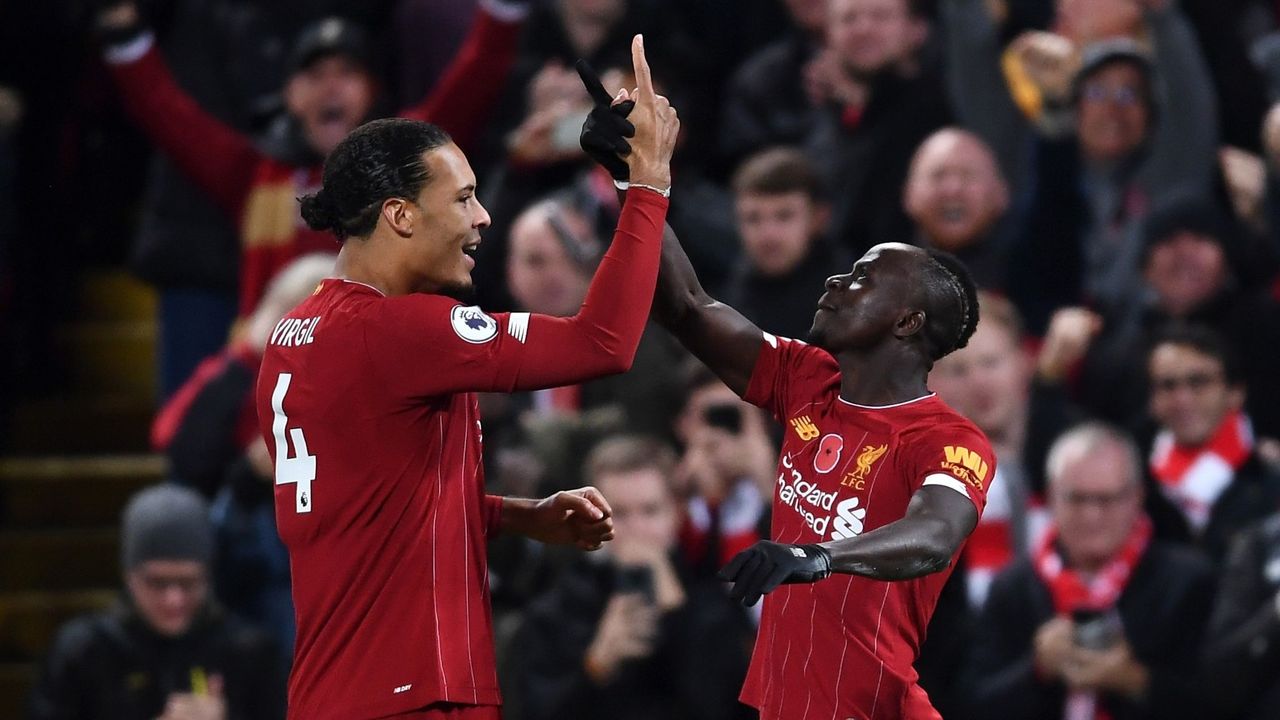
[[1150, 411, 1253, 534], [1034, 515, 1152, 614], [1033, 516, 1151, 720]]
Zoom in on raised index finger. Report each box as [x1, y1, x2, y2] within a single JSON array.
[[631, 34, 654, 99], [574, 59, 614, 107]]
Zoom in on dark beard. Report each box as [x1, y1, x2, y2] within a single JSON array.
[[438, 281, 476, 304]]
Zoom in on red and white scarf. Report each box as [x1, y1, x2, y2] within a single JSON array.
[[1150, 411, 1253, 535], [1033, 515, 1152, 720]]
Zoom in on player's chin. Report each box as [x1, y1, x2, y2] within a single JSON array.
[[438, 276, 476, 303], [806, 320, 829, 349]]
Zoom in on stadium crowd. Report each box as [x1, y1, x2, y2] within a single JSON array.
[[7, 0, 1280, 717]]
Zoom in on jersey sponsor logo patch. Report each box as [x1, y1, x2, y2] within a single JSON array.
[[829, 496, 867, 540], [814, 433, 844, 474], [778, 453, 838, 535], [790, 415, 820, 441], [450, 305, 498, 344], [941, 445, 989, 489]]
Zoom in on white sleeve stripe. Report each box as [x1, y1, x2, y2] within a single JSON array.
[[922, 473, 971, 499], [104, 31, 155, 65], [762, 331, 778, 348], [507, 312, 529, 344]]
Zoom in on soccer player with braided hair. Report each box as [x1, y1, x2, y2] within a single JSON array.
[[577, 64, 994, 720]]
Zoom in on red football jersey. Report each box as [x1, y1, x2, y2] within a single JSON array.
[[254, 191, 668, 719], [740, 333, 994, 720]]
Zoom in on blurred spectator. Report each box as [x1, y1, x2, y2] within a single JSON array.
[[29, 485, 283, 720], [392, 0, 479, 107], [1143, 325, 1280, 563], [721, 147, 847, 341], [717, 0, 829, 167], [930, 293, 1057, 609], [150, 253, 336, 657], [673, 364, 775, 579], [499, 192, 686, 461], [924, 292, 1061, 716], [1202, 512, 1280, 720], [963, 423, 1215, 720], [805, 0, 952, 254], [903, 128, 1013, 289], [510, 436, 754, 720], [122, 0, 338, 399], [98, 0, 524, 335], [1064, 197, 1280, 435], [947, 0, 1220, 333]]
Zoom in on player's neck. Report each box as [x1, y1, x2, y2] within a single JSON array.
[[334, 243, 407, 296], [836, 349, 929, 407]]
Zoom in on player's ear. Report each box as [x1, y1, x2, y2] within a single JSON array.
[[381, 197, 415, 238], [895, 309, 926, 339]]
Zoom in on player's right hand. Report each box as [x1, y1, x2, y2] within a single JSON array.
[[615, 35, 679, 193]]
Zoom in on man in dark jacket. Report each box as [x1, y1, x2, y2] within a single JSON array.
[[28, 485, 283, 720], [721, 146, 847, 341], [510, 436, 755, 720], [1142, 325, 1280, 564], [963, 422, 1216, 720], [1203, 513, 1280, 720]]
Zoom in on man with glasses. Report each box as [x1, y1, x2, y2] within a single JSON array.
[[1145, 325, 1280, 563], [30, 484, 284, 720], [963, 422, 1215, 720]]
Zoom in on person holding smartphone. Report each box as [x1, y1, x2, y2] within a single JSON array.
[[963, 423, 1216, 720], [513, 436, 755, 720]]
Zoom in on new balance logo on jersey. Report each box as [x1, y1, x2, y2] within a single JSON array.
[[393, 684, 412, 694], [269, 316, 320, 347], [942, 445, 989, 489], [829, 496, 868, 540], [790, 415, 820, 441]]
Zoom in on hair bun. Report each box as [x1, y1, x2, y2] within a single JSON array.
[[300, 191, 340, 233]]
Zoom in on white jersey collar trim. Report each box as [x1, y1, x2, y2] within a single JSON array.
[[837, 392, 936, 410]]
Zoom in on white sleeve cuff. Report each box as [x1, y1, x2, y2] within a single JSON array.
[[104, 31, 155, 65], [923, 473, 971, 499]]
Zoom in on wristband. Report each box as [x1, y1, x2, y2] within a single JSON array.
[[615, 179, 670, 198]]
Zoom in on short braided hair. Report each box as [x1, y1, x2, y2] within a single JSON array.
[[919, 249, 979, 361]]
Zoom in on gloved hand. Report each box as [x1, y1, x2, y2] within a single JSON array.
[[575, 59, 635, 182], [718, 540, 833, 607]]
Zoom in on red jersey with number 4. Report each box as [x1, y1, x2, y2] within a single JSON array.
[[254, 191, 668, 719], [740, 333, 994, 720]]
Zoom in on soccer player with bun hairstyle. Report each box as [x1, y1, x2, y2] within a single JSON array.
[[257, 36, 678, 720], [576, 67, 992, 720]]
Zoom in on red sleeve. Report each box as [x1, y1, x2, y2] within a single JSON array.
[[364, 188, 668, 396], [904, 422, 996, 516], [150, 352, 234, 450], [742, 333, 841, 421], [107, 41, 260, 218], [398, 5, 522, 153]]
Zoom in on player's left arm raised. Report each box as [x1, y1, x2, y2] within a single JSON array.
[[720, 430, 989, 607]]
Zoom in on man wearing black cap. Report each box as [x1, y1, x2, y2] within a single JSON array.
[[29, 484, 283, 720], [96, 0, 528, 328]]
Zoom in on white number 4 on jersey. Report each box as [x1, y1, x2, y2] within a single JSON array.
[[271, 373, 316, 513]]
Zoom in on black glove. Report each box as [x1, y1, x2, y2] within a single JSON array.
[[575, 59, 635, 182], [718, 540, 833, 607]]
